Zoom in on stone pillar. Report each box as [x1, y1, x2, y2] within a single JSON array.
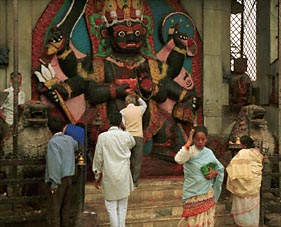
[[180, 0, 232, 134], [256, 0, 271, 105], [202, 0, 231, 134]]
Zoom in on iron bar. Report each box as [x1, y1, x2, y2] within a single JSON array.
[[279, 0, 281, 199], [0, 213, 46, 223], [11, 0, 19, 200], [0, 178, 45, 186], [12, 0, 19, 156], [0, 158, 45, 166], [240, 0, 244, 56], [276, 0, 281, 57], [82, 101, 89, 211], [0, 195, 47, 203]]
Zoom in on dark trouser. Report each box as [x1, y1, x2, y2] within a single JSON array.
[[131, 136, 144, 187], [47, 176, 74, 227]]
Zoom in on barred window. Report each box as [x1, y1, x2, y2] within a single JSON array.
[[230, 0, 257, 80], [270, 0, 279, 63]]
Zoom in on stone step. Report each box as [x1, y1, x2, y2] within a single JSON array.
[[84, 200, 232, 225], [85, 178, 183, 204], [85, 199, 182, 223], [76, 211, 236, 227], [97, 217, 236, 227], [82, 178, 236, 227], [97, 216, 181, 227]]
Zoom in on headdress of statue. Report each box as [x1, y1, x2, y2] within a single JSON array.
[[101, 0, 144, 27], [89, 0, 153, 58]]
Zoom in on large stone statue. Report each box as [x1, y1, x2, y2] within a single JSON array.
[[1, 101, 51, 197], [228, 104, 275, 155], [32, 0, 203, 159]]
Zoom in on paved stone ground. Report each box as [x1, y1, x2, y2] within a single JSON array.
[[75, 211, 97, 227]]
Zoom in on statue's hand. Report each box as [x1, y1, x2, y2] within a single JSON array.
[[115, 84, 130, 98], [167, 26, 186, 49], [38, 81, 68, 103], [181, 90, 201, 111], [173, 30, 186, 49], [38, 82, 59, 103], [38, 82, 48, 94], [172, 93, 201, 123], [51, 83, 69, 100]]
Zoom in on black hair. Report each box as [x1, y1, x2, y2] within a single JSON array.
[[47, 116, 65, 134], [193, 125, 208, 137], [76, 122, 85, 128], [10, 72, 22, 80], [240, 135, 255, 148], [108, 112, 122, 126]]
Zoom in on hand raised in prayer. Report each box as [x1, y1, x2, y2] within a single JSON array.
[[184, 129, 195, 149]]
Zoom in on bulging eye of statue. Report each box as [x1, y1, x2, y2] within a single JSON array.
[[134, 30, 141, 37], [118, 31, 126, 38]]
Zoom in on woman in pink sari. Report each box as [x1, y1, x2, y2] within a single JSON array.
[[226, 135, 264, 227]]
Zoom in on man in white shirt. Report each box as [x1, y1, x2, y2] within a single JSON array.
[[120, 94, 147, 187], [92, 112, 135, 227], [1, 72, 25, 126]]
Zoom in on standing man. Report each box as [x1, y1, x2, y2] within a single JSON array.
[[45, 116, 78, 227], [120, 94, 147, 187], [92, 112, 135, 227], [0, 72, 25, 140], [0, 72, 25, 126], [62, 122, 86, 225]]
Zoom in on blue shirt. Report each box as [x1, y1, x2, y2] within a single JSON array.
[[45, 132, 78, 188]]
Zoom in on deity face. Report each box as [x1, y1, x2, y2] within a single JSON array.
[[107, 21, 147, 54]]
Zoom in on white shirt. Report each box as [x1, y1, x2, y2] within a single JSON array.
[[92, 126, 136, 200], [1, 86, 25, 125]]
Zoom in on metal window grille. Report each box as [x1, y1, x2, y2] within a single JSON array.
[[231, 0, 257, 81]]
